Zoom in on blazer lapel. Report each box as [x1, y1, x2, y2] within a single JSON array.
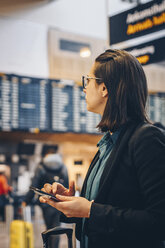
[[95, 121, 140, 202]]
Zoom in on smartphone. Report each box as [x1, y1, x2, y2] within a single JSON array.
[[30, 186, 60, 202]]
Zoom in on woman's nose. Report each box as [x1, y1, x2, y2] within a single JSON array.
[[83, 89, 86, 93]]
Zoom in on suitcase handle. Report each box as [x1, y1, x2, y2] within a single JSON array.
[[41, 226, 73, 248]]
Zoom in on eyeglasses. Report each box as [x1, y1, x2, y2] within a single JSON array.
[[82, 76, 102, 89]]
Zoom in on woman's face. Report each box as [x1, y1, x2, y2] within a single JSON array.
[[83, 63, 108, 116]]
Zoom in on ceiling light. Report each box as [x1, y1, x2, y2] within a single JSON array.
[[80, 47, 91, 58]]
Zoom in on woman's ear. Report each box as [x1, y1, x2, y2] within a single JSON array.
[[102, 83, 108, 97]]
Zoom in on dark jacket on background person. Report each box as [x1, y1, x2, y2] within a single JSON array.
[[24, 154, 69, 248], [24, 153, 69, 206], [62, 121, 165, 248]]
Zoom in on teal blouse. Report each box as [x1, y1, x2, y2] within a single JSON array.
[[81, 130, 121, 248]]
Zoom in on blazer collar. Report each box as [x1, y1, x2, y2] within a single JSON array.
[[95, 121, 142, 202], [81, 121, 143, 199]]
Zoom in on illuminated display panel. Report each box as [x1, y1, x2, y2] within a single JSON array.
[[109, 0, 165, 45]]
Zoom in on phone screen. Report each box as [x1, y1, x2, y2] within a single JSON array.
[[30, 186, 60, 202]]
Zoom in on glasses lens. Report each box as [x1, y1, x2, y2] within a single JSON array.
[[84, 77, 87, 88], [82, 76, 86, 89]]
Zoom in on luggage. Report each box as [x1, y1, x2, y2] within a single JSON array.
[[41, 226, 73, 248], [10, 220, 34, 248], [10, 206, 34, 248]]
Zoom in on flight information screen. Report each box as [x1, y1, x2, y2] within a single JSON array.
[[0, 74, 101, 133], [0, 73, 164, 133], [148, 93, 165, 125]]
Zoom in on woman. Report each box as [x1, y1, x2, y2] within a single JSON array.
[[40, 49, 165, 248]]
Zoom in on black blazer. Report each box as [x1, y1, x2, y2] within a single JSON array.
[[75, 121, 165, 248]]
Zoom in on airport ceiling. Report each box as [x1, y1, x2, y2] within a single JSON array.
[[0, 0, 54, 7]]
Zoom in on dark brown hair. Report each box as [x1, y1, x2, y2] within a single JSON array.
[[94, 49, 149, 132]]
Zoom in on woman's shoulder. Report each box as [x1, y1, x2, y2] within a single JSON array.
[[135, 122, 164, 137], [129, 122, 165, 148]]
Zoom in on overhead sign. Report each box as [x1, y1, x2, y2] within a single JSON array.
[[109, 0, 165, 45], [125, 36, 165, 65]]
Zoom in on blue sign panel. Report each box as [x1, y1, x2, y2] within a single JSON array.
[[148, 93, 165, 125], [0, 74, 101, 134], [18, 75, 50, 131], [51, 81, 74, 132]]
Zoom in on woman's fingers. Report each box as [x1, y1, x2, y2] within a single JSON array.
[[41, 181, 76, 198], [39, 196, 47, 203], [69, 181, 75, 196], [39, 194, 92, 218], [39, 196, 61, 210], [56, 194, 73, 201], [43, 183, 52, 193], [52, 182, 58, 194], [52, 182, 67, 195]]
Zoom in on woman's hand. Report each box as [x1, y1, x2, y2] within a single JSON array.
[[39, 194, 93, 218], [41, 180, 75, 197]]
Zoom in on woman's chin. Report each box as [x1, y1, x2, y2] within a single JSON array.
[[86, 105, 92, 112]]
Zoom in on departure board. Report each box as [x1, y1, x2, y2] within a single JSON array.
[[1, 73, 164, 133], [0, 74, 14, 131], [72, 86, 100, 133], [51, 81, 74, 132], [0, 74, 101, 133], [0, 73, 164, 133], [50, 80, 101, 133], [148, 93, 165, 126], [0, 74, 50, 132], [18, 75, 50, 132]]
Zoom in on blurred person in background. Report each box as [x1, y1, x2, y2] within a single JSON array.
[[0, 163, 12, 221], [23, 145, 69, 248], [40, 49, 165, 248]]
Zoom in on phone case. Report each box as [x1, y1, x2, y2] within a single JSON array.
[[30, 186, 60, 201]]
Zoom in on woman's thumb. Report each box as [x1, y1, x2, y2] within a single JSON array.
[[56, 194, 73, 201]]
